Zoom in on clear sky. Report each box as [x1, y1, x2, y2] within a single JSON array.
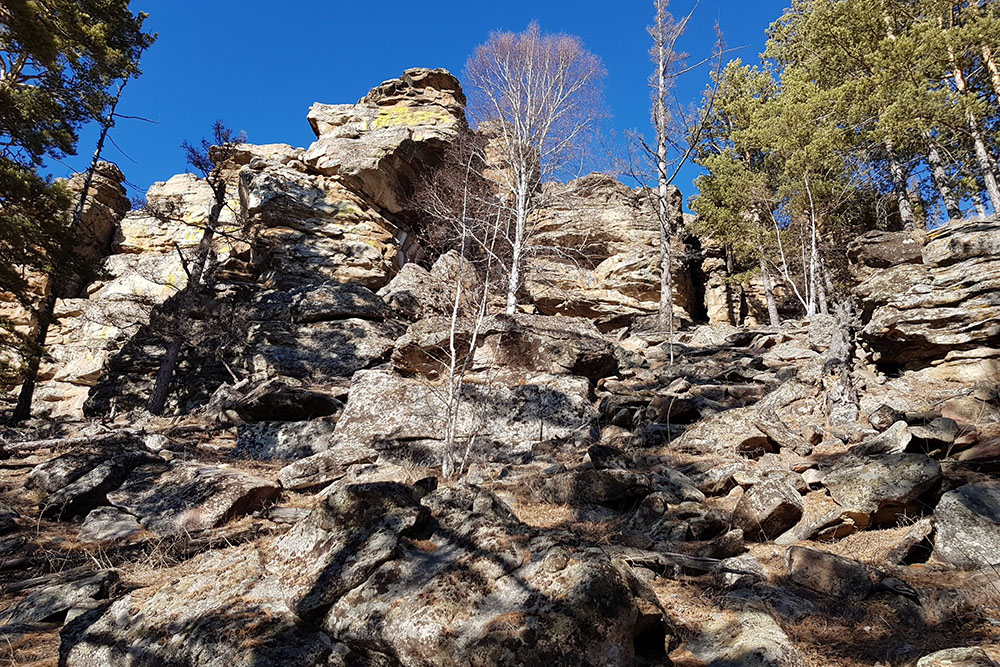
[[58, 0, 792, 208]]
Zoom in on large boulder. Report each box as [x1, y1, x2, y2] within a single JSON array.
[[333, 368, 598, 463], [392, 312, 619, 381], [672, 407, 773, 456], [932, 482, 1000, 569], [856, 219, 1000, 382], [378, 250, 482, 321], [323, 484, 666, 666], [523, 175, 697, 330], [60, 546, 337, 667], [823, 453, 941, 526], [786, 547, 873, 600], [107, 462, 279, 536], [670, 607, 806, 667], [26, 442, 161, 520], [61, 483, 669, 666]]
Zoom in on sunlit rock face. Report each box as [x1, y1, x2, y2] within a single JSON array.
[[304, 67, 467, 216], [854, 218, 1000, 385], [0, 162, 130, 414], [26, 68, 468, 419], [524, 173, 697, 331]]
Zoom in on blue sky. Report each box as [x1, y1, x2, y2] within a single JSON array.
[[58, 1, 791, 208]]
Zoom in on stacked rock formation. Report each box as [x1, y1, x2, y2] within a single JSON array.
[[0, 69, 998, 667]]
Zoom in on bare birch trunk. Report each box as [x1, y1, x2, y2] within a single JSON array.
[[505, 182, 528, 315]]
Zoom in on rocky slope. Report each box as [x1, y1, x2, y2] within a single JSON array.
[[0, 69, 998, 666]]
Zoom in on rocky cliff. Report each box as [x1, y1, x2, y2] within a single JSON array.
[[0, 69, 998, 667]]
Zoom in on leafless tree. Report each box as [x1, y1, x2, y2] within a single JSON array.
[[412, 133, 506, 479], [464, 22, 607, 315], [145, 123, 247, 415], [624, 1, 726, 359]]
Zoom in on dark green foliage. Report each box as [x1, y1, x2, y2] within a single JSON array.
[[0, 1, 153, 387]]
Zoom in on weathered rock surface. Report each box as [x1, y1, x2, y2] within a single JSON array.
[[304, 67, 466, 215], [917, 648, 999, 667], [0, 570, 118, 626], [323, 484, 661, 666], [61, 482, 668, 667], [734, 478, 804, 541], [525, 175, 697, 330], [78, 506, 142, 543], [673, 406, 773, 456], [26, 443, 162, 520], [932, 482, 1000, 569], [856, 219, 1000, 382], [333, 368, 597, 463], [107, 462, 279, 536], [392, 312, 619, 380], [60, 547, 336, 667], [235, 418, 339, 461], [786, 547, 873, 600], [824, 453, 941, 526], [670, 607, 806, 667], [276, 442, 380, 490], [378, 249, 482, 321]]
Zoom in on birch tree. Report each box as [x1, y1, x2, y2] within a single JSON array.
[[464, 23, 606, 315]]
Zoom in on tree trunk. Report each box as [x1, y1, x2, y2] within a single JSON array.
[[658, 224, 674, 333], [825, 299, 860, 426], [146, 338, 182, 416], [886, 143, 916, 230], [927, 137, 962, 220], [9, 79, 127, 424], [983, 45, 1000, 100], [975, 184, 988, 218], [505, 222, 523, 315], [145, 181, 225, 415], [758, 246, 780, 327], [654, 16, 674, 346], [950, 49, 1000, 211], [969, 119, 1000, 211], [816, 255, 829, 315]]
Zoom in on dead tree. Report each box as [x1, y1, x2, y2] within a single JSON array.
[[413, 133, 508, 478], [625, 0, 726, 358], [145, 123, 247, 415]]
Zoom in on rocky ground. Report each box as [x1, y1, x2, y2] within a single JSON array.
[[0, 68, 998, 666]]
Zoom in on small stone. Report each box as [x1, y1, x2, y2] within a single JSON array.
[[733, 479, 804, 542], [869, 405, 905, 431], [917, 647, 998, 667]]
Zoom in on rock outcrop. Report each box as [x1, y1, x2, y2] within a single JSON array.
[[854, 219, 1000, 385], [524, 174, 699, 330], [2, 68, 1000, 667]]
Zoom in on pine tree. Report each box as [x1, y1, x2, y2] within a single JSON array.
[[0, 1, 153, 396]]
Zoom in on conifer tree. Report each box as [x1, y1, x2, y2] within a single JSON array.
[[0, 1, 153, 395]]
